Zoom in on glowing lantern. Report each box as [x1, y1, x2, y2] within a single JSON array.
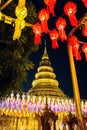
[[82, 23, 87, 37], [82, 0, 87, 8], [50, 29, 59, 49], [82, 44, 87, 62], [44, 0, 56, 16], [33, 23, 42, 45], [13, 0, 27, 40], [38, 9, 49, 33], [68, 36, 81, 60], [56, 17, 67, 42], [64, 2, 78, 26]]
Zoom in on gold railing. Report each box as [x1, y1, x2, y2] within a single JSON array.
[[0, 116, 40, 130]]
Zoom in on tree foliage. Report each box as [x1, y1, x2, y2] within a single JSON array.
[[0, 0, 39, 97]]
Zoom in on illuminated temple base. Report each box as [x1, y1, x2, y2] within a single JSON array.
[[0, 95, 87, 115], [0, 94, 87, 130]]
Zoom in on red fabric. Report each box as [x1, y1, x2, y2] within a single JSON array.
[[56, 17, 67, 42], [64, 2, 78, 26], [82, 44, 87, 62], [68, 36, 81, 60], [38, 9, 49, 33], [82, 0, 87, 7], [82, 24, 87, 37], [33, 23, 41, 44], [50, 29, 59, 49], [44, 0, 56, 16]]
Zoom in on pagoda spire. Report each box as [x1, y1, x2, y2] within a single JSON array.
[[28, 41, 66, 97], [42, 40, 49, 60]]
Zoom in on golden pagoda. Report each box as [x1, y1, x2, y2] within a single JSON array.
[[27, 44, 66, 98]]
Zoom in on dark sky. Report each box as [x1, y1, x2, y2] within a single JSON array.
[[24, 0, 87, 99]]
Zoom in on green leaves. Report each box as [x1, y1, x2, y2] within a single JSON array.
[[0, 0, 39, 97]]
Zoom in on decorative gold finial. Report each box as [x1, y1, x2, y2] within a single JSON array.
[[44, 39, 47, 55], [42, 39, 49, 59]]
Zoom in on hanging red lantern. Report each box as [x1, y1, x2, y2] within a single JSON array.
[[82, 23, 87, 37], [82, 0, 87, 8], [33, 23, 41, 45], [50, 29, 59, 49], [38, 9, 50, 33], [82, 44, 87, 62], [44, 0, 56, 16], [64, 2, 78, 26], [68, 35, 81, 60], [56, 17, 67, 42]]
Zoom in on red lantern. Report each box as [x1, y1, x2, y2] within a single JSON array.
[[68, 36, 81, 60], [33, 23, 41, 45], [38, 9, 49, 33], [82, 23, 87, 37], [44, 0, 56, 16], [82, 0, 87, 8], [50, 29, 59, 49], [56, 17, 67, 42], [64, 2, 78, 26], [82, 44, 87, 62]]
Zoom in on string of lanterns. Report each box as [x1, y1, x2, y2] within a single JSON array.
[[0, 0, 87, 61]]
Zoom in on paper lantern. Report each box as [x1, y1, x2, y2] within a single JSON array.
[[50, 29, 59, 49], [82, 44, 87, 62], [38, 9, 49, 33], [82, 23, 87, 37], [82, 0, 87, 8], [56, 17, 67, 42], [44, 0, 56, 16], [64, 2, 78, 26], [68, 36, 81, 60], [13, 5, 27, 40], [33, 23, 42, 45]]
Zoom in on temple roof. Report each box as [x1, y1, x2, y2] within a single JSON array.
[[27, 43, 66, 98]]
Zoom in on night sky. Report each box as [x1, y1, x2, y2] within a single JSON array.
[[24, 0, 87, 99]]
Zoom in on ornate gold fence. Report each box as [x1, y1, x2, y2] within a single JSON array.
[[0, 116, 41, 130]]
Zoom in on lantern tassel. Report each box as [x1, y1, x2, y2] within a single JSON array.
[[52, 39, 59, 49], [72, 46, 81, 60], [69, 15, 78, 26], [59, 29, 67, 42], [48, 3, 55, 16], [41, 20, 48, 33], [44, 0, 56, 16], [34, 34, 41, 45]]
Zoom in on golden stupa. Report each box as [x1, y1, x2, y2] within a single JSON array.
[[28, 44, 66, 97]]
